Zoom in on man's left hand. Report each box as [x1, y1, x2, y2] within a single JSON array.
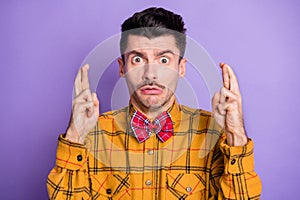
[[212, 63, 248, 146]]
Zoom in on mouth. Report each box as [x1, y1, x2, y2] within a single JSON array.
[[140, 85, 163, 95]]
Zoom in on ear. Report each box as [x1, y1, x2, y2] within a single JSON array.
[[118, 58, 125, 77], [178, 58, 187, 77]]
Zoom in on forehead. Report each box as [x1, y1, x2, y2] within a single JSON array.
[[124, 35, 180, 55]]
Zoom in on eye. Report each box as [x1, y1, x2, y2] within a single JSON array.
[[132, 56, 143, 64], [160, 57, 169, 64]]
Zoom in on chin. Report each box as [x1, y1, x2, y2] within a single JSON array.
[[141, 100, 163, 109], [143, 97, 172, 110], [145, 103, 164, 110]]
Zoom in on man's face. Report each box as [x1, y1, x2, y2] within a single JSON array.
[[118, 34, 186, 112]]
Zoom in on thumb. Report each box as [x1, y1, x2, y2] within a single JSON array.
[[92, 93, 100, 113], [212, 92, 220, 113]]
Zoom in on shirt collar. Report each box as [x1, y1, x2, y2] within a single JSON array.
[[126, 99, 181, 138]]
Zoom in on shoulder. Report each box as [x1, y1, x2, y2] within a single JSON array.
[[98, 106, 129, 119], [96, 107, 129, 131], [179, 104, 213, 117], [179, 104, 222, 132]]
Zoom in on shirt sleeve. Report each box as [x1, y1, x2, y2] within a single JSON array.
[[209, 134, 262, 200], [47, 135, 92, 200]]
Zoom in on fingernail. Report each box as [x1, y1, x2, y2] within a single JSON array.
[[83, 64, 89, 70]]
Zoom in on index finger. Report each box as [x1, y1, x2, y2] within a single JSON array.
[[220, 63, 240, 93], [74, 64, 90, 97], [81, 64, 91, 91], [220, 62, 230, 90]]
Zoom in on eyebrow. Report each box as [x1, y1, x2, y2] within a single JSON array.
[[126, 50, 145, 58], [156, 50, 175, 56], [126, 49, 175, 57]]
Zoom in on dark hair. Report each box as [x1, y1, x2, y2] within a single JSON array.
[[120, 7, 187, 61]]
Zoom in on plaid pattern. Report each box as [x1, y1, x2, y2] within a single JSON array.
[[47, 101, 262, 200], [131, 110, 173, 143]]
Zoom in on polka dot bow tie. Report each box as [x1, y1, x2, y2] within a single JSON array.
[[130, 111, 174, 143]]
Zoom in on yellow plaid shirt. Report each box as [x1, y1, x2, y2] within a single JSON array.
[[47, 101, 262, 199]]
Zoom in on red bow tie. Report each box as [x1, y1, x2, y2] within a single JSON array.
[[130, 111, 174, 143]]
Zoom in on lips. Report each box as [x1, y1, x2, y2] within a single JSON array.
[[140, 86, 163, 95]]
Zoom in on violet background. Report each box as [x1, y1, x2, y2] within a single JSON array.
[[1, 0, 299, 199]]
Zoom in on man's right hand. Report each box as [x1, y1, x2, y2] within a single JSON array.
[[65, 64, 99, 144]]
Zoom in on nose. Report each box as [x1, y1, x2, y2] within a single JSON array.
[[142, 64, 157, 81]]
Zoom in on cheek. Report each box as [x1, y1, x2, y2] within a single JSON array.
[[157, 67, 179, 90], [124, 67, 144, 91]]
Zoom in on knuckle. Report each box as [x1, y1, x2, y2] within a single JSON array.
[[237, 95, 242, 102], [212, 92, 219, 101], [73, 103, 80, 110], [221, 87, 227, 93]]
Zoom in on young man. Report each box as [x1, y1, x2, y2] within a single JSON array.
[[47, 7, 262, 199]]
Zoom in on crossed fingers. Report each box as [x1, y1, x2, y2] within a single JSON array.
[[220, 62, 240, 94], [74, 64, 91, 97]]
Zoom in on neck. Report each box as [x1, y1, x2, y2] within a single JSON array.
[[131, 96, 175, 120]]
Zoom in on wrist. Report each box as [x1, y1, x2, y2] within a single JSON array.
[[65, 127, 84, 144], [232, 134, 248, 146], [225, 128, 248, 146]]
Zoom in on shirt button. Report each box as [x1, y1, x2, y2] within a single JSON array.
[[186, 186, 192, 193], [106, 188, 112, 195], [145, 180, 152, 186], [231, 158, 236, 165], [147, 150, 154, 155], [77, 155, 83, 161]]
